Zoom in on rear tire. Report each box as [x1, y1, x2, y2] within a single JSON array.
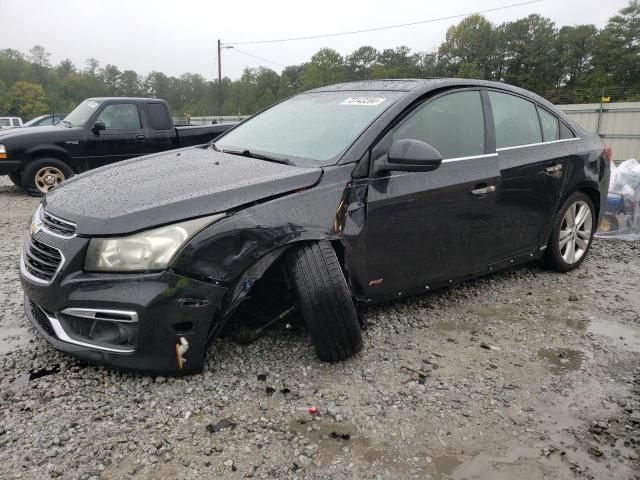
[[8, 172, 21, 187], [286, 241, 363, 362], [544, 192, 596, 272], [21, 158, 73, 197]]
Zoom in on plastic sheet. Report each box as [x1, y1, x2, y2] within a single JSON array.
[[596, 159, 640, 240]]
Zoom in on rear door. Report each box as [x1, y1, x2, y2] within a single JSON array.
[[85, 103, 149, 168], [365, 89, 500, 299], [141, 102, 177, 155], [487, 90, 573, 262]]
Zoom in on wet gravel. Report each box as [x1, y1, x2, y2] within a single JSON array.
[[0, 177, 639, 479]]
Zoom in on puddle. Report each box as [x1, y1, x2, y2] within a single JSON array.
[[289, 419, 374, 462], [588, 318, 640, 353], [538, 348, 583, 374], [430, 455, 463, 478], [0, 326, 29, 354]]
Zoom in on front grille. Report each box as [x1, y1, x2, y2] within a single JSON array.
[[23, 236, 63, 283], [42, 210, 76, 237], [28, 300, 56, 338]]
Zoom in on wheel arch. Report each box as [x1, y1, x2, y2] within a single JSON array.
[[26, 146, 72, 168]]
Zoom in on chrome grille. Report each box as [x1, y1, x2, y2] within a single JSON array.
[[42, 210, 76, 237], [23, 236, 63, 283]]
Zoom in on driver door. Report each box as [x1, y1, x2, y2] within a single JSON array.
[[365, 89, 500, 300]]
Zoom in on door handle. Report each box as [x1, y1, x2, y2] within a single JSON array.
[[136, 135, 146, 140], [544, 164, 562, 175], [471, 185, 496, 196]]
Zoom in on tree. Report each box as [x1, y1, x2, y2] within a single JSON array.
[[84, 58, 100, 77], [371, 46, 417, 78], [0, 80, 10, 113], [277, 73, 293, 99], [101, 64, 121, 93], [438, 15, 498, 79], [346, 46, 379, 80], [9, 81, 48, 118], [301, 48, 345, 89], [56, 59, 76, 79], [28, 45, 51, 68]]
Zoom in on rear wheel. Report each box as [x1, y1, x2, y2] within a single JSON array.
[[21, 158, 73, 197], [286, 241, 363, 362], [8, 172, 21, 187], [544, 192, 596, 272]]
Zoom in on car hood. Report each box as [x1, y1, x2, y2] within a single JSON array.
[[43, 147, 323, 236], [0, 124, 78, 140]]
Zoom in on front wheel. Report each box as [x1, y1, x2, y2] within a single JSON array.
[[544, 192, 596, 272], [21, 158, 73, 197], [286, 241, 363, 362]]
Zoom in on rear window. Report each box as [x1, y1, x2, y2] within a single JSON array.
[[147, 103, 172, 130], [538, 108, 559, 142], [489, 91, 542, 148], [560, 122, 575, 139]]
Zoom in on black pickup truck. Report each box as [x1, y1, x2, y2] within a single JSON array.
[[0, 98, 235, 195]]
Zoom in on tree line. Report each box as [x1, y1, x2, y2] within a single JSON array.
[[0, 1, 638, 120]]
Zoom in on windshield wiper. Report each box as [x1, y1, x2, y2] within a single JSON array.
[[221, 148, 293, 166], [60, 120, 72, 128]]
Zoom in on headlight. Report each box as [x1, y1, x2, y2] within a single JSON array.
[[0, 144, 7, 159], [84, 214, 224, 272]]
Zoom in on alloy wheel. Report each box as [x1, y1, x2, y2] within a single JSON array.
[[559, 200, 592, 264], [35, 166, 65, 194]]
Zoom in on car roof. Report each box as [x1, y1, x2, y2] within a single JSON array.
[[307, 78, 574, 129], [85, 97, 162, 102]]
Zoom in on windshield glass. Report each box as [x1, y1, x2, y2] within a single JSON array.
[[215, 91, 401, 165], [0, 119, 11, 127], [64, 100, 103, 127]]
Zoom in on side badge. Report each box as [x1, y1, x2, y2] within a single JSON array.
[[368, 278, 384, 287]]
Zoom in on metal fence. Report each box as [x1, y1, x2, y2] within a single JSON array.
[[559, 102, 640, 162]]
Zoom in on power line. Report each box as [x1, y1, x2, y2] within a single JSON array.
[[227, 47, 287, 68], [224, 0, 543, 46]]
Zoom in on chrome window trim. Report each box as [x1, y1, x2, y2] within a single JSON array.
[[496, 137, 580, 152], [20, 244, 66, 286], [441, 153, 498, 163], [37, 306, 135, 354], [61, 307, 138, 323]]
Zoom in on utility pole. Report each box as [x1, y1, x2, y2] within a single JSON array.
[[217, 39, 222, 117]]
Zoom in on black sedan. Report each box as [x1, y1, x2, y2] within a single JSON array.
[[20, 79, 610, 375]]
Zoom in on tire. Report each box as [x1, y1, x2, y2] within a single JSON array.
[[544, 192, 596, 272], [286, 241, 363, 362], [21, 158, 73, 197], [8, 172, 21, 187]]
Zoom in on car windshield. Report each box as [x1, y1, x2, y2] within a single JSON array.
[[0, 119, 10, 127], [64, 100, 103, 127], [215, 91, 402, 166]]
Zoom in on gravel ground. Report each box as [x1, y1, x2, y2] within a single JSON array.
[[0, 176, 639, 480]]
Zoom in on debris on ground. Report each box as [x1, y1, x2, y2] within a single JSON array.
[[206, 419, 237, 433]]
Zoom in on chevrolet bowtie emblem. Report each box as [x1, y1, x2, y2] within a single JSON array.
[[29, 222, 40, 235]]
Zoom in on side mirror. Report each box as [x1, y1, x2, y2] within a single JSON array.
[[92, 120, 106, 134], [379, 139, 443, 173]]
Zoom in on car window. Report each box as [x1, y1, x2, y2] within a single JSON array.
[[97, 104, 142, 130], [538, 107, 559, 142], [560, 122, 575, 139], [0, 119, 9, 127], [12, 119, 21, 126], [147, 103, 172, 130], [489, 91, 542, 148], [391, 90, 485, 159], [39, 117, 54, 126]]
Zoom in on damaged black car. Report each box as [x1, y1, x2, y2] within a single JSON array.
[[20, 79, 610, 375]]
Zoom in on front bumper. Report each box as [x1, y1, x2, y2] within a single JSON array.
[[21, 247, 227, 375]]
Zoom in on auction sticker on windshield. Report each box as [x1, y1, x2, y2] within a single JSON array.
[[87, 101, 99, 109], [340, 97, 386, 106]]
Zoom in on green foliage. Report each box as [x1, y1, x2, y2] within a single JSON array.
[[0, 1, 638, 119], [9, 81, 48, 118]]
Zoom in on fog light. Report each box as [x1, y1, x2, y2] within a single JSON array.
[[91, 321, 137, 346]]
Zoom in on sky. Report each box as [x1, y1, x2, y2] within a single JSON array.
[[0, 0, 630, 80]]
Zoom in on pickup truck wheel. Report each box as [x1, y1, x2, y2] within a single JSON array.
[[8, 172, 21, 187], [22, 158, 73, 197], [286, 241, 363, 362]]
